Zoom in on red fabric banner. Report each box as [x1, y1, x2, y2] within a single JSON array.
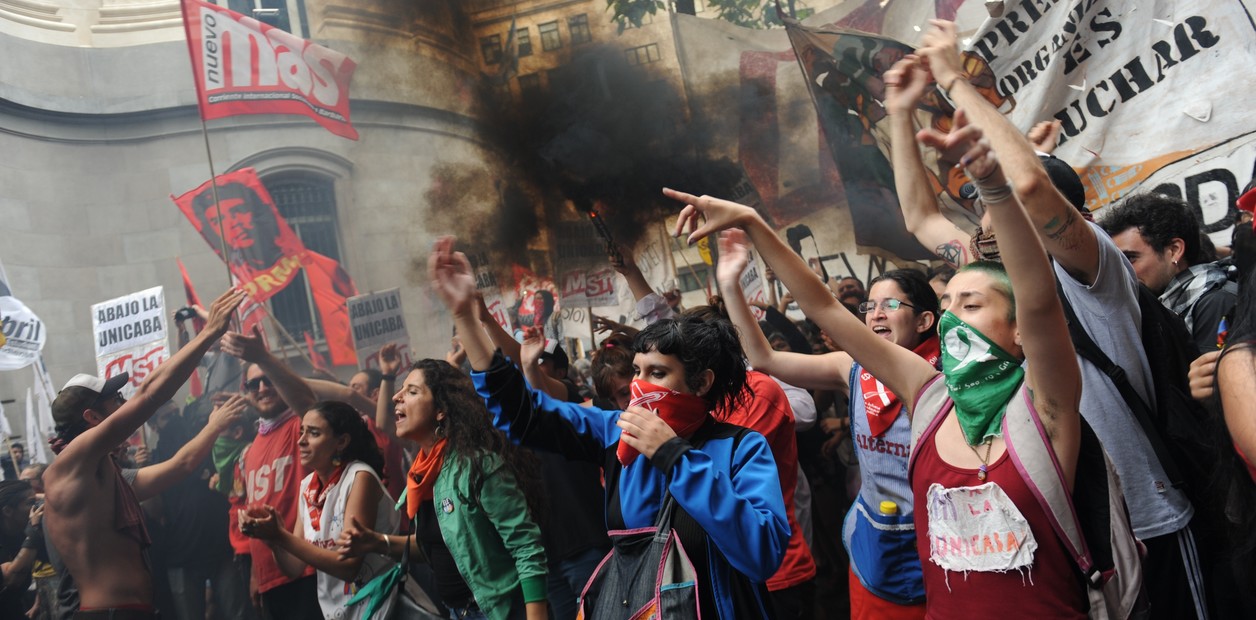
[[179, 0, 359, 140], [172, 168, 307, 303], [301, 251, 358, 367], [304, 331, 331, 375], [176, 258, 206, 398]]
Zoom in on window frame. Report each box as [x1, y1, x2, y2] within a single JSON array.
[[538, 20, 562, 51]]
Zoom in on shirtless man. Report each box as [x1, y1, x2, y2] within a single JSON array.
[[44, 288, 243, 618]]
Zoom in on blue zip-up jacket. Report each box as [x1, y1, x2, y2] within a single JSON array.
[[472, 352, 789, 619]]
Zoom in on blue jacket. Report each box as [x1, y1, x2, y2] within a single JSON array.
[[472, 352, 789, 619]]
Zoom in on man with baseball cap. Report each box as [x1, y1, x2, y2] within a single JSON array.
[[43, 288, 243, 619]]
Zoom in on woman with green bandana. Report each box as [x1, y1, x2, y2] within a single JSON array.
[[665, 107, 1087, 618]]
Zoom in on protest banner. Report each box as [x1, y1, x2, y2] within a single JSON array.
[[172, 168, 308, 303], [740, 258, 768, 321], [92, 287, 169, 398], [179, 0, 359, 140], [471, 254, 513, 333], [348, 288, 414, 371], [0, 293, 46, 372]]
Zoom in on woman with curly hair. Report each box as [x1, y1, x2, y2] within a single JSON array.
[[239, 400, 397, 619], [338, 358, 549, 620]]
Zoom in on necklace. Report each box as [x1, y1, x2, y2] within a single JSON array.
[[967, 437, 994, 481]]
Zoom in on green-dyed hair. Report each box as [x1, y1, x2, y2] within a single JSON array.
[[957, 261, 1016, 322]]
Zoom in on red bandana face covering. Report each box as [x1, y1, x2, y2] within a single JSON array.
[[859, 335, 941, 437], [303, 464, 347, 532], [616, 379, 709, 466]]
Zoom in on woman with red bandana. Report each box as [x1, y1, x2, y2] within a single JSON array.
[[427, 237, 790, 620], [666, 107, 1092, 618], [336, 357, 549, 620], [238, 401, 398, 619], [717, 237, 938, 619]]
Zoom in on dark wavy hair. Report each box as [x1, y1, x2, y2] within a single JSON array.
[[590, 335, 635, 401], [307, 401, 386, 480], [633, 315, 748, 412], [410, 359, 546, 524], [1099, 193, 1202, 266], [869, 269, 941, 337]]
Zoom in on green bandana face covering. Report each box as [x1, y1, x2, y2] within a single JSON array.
[[938, 312, 1025, 445]]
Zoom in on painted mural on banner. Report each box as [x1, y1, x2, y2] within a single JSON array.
[[955, 0, 1256, 243], [172, 168, 307, 303], [92, 287, 168, 398], [678, 0, 1254, 266], [348, 288, 413, 371]]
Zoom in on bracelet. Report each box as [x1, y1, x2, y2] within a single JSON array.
[[382, 533, 393, 555], [976, 182, 1015, 204], [380, 374, 395, 383], [939, 74, 966, 92]]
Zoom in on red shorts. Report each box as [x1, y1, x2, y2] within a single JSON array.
[[849, 567, 926, 620]]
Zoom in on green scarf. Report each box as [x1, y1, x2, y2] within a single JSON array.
[[939, 312, 1025, 445], [211, 436, 249, 495]]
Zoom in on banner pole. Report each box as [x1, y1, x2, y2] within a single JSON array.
[[262, 306, 318, 371]]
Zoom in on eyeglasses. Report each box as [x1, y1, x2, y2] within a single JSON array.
[[858, 299, 917, 313], [245, 376, 274, 393]]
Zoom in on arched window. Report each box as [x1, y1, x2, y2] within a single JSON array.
[[263, 171, 341, 340]]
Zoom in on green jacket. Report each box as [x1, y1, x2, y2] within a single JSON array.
[[428, 450, 547, 619]]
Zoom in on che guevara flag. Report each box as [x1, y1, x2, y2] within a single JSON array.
[[172, 168, 306, 304], [179, 0, 359, 140]]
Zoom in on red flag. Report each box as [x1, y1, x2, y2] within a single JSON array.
[[179, 0, 359, 140], [301, 252, 358, 366], [304, 331, 331, 375], [176, 258, 206, 398], [176, 258, 207, 333], [172, 168, 307, 303]]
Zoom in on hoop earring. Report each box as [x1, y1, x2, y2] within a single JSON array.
[[332, 452, 342, 468], [435, 419, 446, 439]]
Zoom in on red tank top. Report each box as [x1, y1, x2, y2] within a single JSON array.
[[241, 413, 314, 592], [911, 418, 1086, 619]]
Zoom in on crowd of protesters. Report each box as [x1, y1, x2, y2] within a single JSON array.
[[8, 19, 1256, 620]]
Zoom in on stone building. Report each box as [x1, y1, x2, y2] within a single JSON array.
[[0, 0, 491, 426]]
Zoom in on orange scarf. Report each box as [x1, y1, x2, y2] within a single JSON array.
[[303, 464, 347, 532], [406, 439, 448, 518]]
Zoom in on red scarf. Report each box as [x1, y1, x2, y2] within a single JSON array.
[[616, 380, 709, 466], [406, 439, 448, 518], [303, 464, 347, 533], [860, 336, 940, 437]]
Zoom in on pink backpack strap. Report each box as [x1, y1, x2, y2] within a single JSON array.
[[1002, 385, 1093, 574], [907, 375, 950, 481]]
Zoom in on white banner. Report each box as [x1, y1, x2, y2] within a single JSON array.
[[92, 287, 168, 398], [0, 295, 46, 371], [92, 287, 167, 358], [347, 288, 414, 371], [739, 258, 768, 322]]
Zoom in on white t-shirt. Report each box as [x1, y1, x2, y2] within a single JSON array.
[[299, 461, 400, 620]]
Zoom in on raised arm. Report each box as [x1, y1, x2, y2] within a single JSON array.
[[922, 110, 1081, 480], [61, 289, 245, 463], [476, 294, 523, 368], [715, 229, 854, 391], [1218, 346, 1256, 470], [886, 55, 970, 267], [374, 343, 404, 435], [221, 326, 317, 416], [305, 379, 376, 415], [919, 20, 1099, 282], [665, 189, 937, 407], [428, 237, 496, 372], [131, 395, 247, 501], [518, 329, 575, 401]]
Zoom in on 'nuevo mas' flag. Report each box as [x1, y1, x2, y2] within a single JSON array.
[[179, 0, 359, 140], [171, 168, 307, 303]]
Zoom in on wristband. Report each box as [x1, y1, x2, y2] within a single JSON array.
[[380, 374, 396, 383]]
